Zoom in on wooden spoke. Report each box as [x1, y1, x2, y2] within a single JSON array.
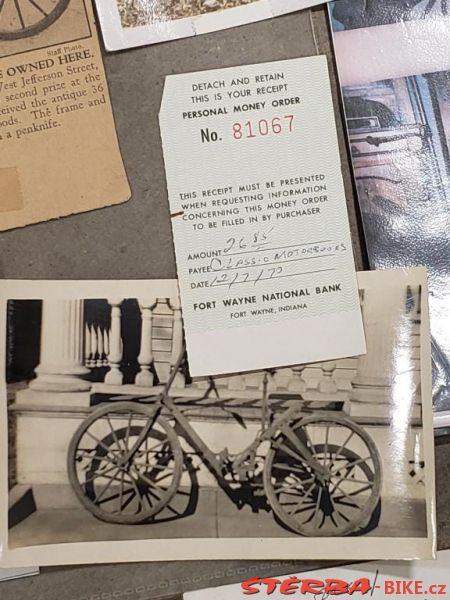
[[94, 468, 122, 504], [129, 466, 169, 493], [120, 488, 137, 513], [152, 470, 177, 485], [287, 505, 316, 518], [334, 430, 354, 462], [330, 456, 373, 475], [278, 441, 309, 465], [330, 484, 359, 508], [280, 481, 316, 505], [331, 476, 373, 486], [274, 475, 315, 488], [281, 497, 316, 507], [14, 0, 26, 29], [138, 438, 167, 455], [331, 506, 351, 526], [76, 448, 119, 465], [164, 504, 182, 517], [323, 425, 330, 467], [142, 488, 158, 508], [333, 484, 364, 505], [142, 483, 165, 504], [124, 412, 133, 451], [312, 487, 323, 529], [133, 460, 176, 474], [273, 478, 314, 494], [155, 498, 182, 517], [334, 499, 361, 510], [105, 415, 127, 453], [127, 477, 144, 512], [97, 486, 135, 507], [26, 0, 48, 16], [289, 503, 317, 517], [272, 462, 310, 476], [329, 491, 354, 526], [85, 430, 121, 464], [84, 464, 121, 485], [118, 469, 125, 511], [302, 425, 316, 454], [171, 488, 191, 497], [329, 469, 373, 494]]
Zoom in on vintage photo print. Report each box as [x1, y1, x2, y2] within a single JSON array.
[[0, 0, 130, 231], [0, 270, 435, 566], [94, 0, 324, 51], [0, 0, 91, 59], [330, 0, 450, 421], [332, 0, 449, 31]]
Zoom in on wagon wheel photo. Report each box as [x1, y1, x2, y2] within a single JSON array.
[[68, 401, 184, 524], [264, 413, 382, 536], [0, 0, 70, 41]]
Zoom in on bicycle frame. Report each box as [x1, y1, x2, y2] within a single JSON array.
[[165, 395, 329, 485], [119, 348, 332, 511], [132, 350, 328, 492]]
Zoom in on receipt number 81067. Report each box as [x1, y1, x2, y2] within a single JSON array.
[[232, 115, 295, 140]]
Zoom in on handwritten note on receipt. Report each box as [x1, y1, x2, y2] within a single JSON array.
[[159, 56, 366, 376]]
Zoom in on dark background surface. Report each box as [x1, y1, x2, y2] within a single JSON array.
[[0, 5, 446, 600], [0, 7, 365, 280]]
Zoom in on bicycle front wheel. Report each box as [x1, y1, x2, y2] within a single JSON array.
[[68, 401, 183, 524], [263, 413, 381, 536], [0, 0, 70, 41]]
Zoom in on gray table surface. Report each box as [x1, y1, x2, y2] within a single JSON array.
[[0, 5, 447, 600]]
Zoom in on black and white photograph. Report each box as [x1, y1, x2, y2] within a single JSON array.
[[0, 270, 435, 565], [94, 0, 322, 51], [0, 0, 91, 58], [117, 0, 258, 29]]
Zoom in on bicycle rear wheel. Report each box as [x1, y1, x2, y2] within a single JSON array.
[[0, 0, 70, 41], [264, 413, 381, 536], [68, 401, 183, 524]]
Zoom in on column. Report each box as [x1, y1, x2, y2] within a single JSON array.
[[354, 285, 406, 387], [168, 296, 185, 387], [30, 299, 91, 392], [84, 323, 93, 367], [104, 299, 124, 385], [135, 298, 156, 387]]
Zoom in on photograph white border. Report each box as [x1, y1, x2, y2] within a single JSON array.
[[95, 0, 324, 51], [0, 270, 436, 566]]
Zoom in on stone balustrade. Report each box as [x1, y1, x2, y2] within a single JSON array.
[[14, 284, 423, 420]]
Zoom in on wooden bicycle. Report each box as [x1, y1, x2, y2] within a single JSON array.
[[68, 351, 382, 537]]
